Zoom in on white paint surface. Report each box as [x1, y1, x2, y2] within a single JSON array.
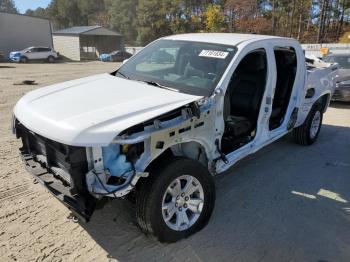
[[14, 73, 201, 146]]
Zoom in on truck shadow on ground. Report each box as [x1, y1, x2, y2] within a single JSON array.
[[80, 124, 350, 262], [330, 101, 350, 109]]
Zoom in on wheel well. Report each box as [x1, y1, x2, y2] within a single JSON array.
[[145, 148, 174, 173], [136, 148, 174, 191], [319, 93, 331, 113], [144, 142, 209, 174], [136, 143, 210, 191], [170, 141, 208, 168]]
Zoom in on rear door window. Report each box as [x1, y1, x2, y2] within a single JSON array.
[[38, 48, 51, 52]]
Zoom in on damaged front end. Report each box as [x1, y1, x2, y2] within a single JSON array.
[[14, 98, 213, 222], [16, 121, 97, 222], [15, 120, 147, 222]]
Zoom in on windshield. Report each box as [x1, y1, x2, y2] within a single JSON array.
[[324, 55, 350, 69], [21, 47, 31, 52], [115, 40, 236, 96]]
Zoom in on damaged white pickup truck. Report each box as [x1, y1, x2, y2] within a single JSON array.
[[13, 33, 338, 242]]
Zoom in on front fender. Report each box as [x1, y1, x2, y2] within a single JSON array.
[[113, 103, 217, 174]]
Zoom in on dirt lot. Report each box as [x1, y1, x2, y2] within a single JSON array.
[[0, 62, 349, 262]]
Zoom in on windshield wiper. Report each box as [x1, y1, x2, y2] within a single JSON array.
[[115, 73, 178, 92], [140, 80, 179, 92]]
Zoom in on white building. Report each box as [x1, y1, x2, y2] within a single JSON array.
[[53, 26, 123, 61]]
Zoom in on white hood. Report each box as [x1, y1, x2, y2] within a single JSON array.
[[14, 73, 202, 146]]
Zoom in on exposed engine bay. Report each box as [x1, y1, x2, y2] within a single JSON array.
[[84, 99, 214, 198]]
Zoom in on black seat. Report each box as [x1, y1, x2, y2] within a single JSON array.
[[224, 52, 267, 137]]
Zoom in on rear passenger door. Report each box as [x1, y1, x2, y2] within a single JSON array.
[[36, 48, 52, 60]]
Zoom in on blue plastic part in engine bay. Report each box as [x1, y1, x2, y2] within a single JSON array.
[[102, 144, 132, 177]]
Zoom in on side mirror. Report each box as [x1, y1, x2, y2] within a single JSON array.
[[122, 59, 128, 64]]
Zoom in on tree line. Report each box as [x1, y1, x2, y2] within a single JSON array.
[[1, 0, 350, 45]]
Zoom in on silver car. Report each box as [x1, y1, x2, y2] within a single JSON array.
[[324, 53, 350, 102]]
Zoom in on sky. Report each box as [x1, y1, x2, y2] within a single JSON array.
[[14, 0, 51, 14]]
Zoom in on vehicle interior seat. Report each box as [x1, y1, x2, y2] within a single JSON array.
[[223, 51, 267, 138]]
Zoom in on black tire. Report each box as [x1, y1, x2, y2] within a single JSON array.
[[20, 56, 28, 63], [293, 103, 323, 145], [135, 157, 215, 242], [47, 56, 55, 63]]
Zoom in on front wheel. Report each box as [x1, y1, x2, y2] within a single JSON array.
[[20, 56, 28, 63], [293, 104, 323, 145], [135, 157, 215, 242]]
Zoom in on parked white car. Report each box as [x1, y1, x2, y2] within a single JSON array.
[[13, 34, 338, 242], [9, 46, 58, 63]]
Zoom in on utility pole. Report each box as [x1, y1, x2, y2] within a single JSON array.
[[272, 0, 276, 35]]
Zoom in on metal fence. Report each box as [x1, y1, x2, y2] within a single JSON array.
[[302, 43, 350, 57]]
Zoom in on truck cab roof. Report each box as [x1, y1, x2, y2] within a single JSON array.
[[164, 33, 288, 46]]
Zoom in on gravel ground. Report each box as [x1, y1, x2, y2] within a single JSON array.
[[0, 62, 349, 262]]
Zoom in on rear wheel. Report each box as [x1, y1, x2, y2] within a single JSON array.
[[47, 56, 55, 63], [293, 104, 323, 145], [136, 157, 215, 242]]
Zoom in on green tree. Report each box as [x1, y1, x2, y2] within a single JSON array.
[[136, 0, 172, 45], [77, 0, 107, 25], [0, 0, 18, 13], [204, 4, 225, 32], [167, 0, 207, 34], [25, 7, 49, 19], [15, 0, 350, 44], [48, 0, 83, 29], [109, 0, 138, 44]]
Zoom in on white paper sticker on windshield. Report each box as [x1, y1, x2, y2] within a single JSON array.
[[199, 50, 229, 59]]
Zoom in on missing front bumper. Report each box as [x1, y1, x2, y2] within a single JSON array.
[[21, 153, 97, 223], [16, 121, 98, 222]]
